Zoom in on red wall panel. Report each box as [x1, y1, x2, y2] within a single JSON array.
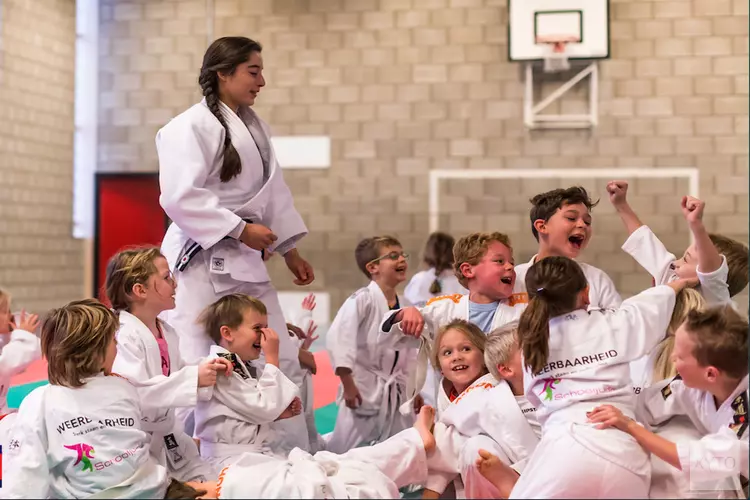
[[94, 174, 167, 302]]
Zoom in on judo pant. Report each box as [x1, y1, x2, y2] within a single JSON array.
[[510, 424, 650, 499], [326, 401, 415, 455], [650, 416, 712, 499], [166, 259, 310, 454]]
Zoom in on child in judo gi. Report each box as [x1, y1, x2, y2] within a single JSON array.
[[195, 293, 303, 467], [514, 185, 622, 310], [503, 256, 690, 498], [590, 305, 749, 499], [106, 247, 229, 482], [2, 299, 209, 499], [325, 236, 419, 454]]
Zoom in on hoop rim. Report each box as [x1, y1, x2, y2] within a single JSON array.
[[535, 35, 581, 45]]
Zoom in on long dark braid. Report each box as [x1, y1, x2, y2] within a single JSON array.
[[198, 37, 262, 183], [424, 232, 456, 294]]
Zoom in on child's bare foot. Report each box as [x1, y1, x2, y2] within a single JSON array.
[[475, 449, 519, 498], [414, 405, 436, 453]]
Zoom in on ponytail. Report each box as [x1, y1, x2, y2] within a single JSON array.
[[520, 256, 588, 375], [519, 298, 552, 375], [429, 278, 442, 295], [200, 75, 242, 182]]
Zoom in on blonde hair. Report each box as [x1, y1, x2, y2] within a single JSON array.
[[199, 293, 268, 346], [431, 319, 488, 373], [484, 321, 520, 381], [652, 288, 706, 381], [453, 232, 512, 287], [709, 234, 749, 297], [354, 236, 402, 279], [42, 299, 119, 388], [105, 247, 163, 311]]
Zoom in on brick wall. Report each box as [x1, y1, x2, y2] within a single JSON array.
[[98, 0, 749, 313], [0, 0, 83, 314]]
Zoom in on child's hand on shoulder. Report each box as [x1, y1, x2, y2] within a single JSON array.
[[10, 310, 39, 334], [681, 195, 705, 225], [198, 357, 232, 387], [606, 180, 629, 208]]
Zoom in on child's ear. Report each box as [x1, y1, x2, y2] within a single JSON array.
[[498, 364, 513, 378], [366, 261, 379, 277], [533, 219, 547, 236], [459, 262, 475, 281], [219, 325, 233, 343], [705, 366, 719, 383], [131, 283, 147, 299]]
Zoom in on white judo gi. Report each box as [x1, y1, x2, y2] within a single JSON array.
[[0, 328, 41, 413], [429, 374, 541, 499], [215, 427, 429, 499], [157, 98, 310, 452], [111, 312, 214, 482], [509, 285, 677, 499], [404, 268, 468, 308], [1, 375, 169, 499], [194, 345, 300, 468], [380, 291, 528, 414], [514, 254, 623, 311], [641, 375, 749, 499], [325, 281, 417, 454]]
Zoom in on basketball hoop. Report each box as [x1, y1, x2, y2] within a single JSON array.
[[536, 35, 580, 73]]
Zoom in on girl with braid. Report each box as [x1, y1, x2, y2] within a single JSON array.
[[404, 232, 467, 308], [156, 36, 314, 455]]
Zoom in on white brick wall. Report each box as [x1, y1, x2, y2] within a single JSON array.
[[0, 0, 83, 313], [96, 0, 749, 311]]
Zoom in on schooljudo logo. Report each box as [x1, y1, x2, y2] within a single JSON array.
[[540, 377, 562, 401], [65, 443, 95, 473]]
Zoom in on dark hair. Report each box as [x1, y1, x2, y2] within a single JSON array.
[[529, 186, 599, 241], [354, 236, 402, 279], [683, 305, 749, 379], [518, 256, 588, 375], [423, 232, 456, 294], [199, 36, 263, 183]]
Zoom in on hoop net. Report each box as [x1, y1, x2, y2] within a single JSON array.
[[536, 35, 580, 73]]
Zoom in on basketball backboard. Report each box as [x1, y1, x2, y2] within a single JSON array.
[[508, 0, 610, 62]]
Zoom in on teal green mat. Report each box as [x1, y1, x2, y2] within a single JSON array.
[[7, 380, 48, 409]]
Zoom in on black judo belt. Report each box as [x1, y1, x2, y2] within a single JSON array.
[[175, 219, 263, 272]]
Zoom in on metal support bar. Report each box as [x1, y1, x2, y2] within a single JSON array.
[[523, 62, 599, 130]]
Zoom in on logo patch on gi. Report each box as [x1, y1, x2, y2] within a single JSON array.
[[211, 258, 225, 272], [661, 374, 681, 400], [164, 433, 179, 450], [730, 392, 748, 439], [217, 352, 249, 380]]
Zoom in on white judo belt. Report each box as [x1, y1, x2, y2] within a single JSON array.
[[175, 219, 262, 272]]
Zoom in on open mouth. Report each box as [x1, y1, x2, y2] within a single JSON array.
[[395, 265, 407, 273], [452, 365, 468, 372], [568, 234, 585, 249], [252, 343, 262, 349], [500, 276, 513, 285]]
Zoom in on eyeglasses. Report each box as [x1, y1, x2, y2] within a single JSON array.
[[367, 251, 409, 265]]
